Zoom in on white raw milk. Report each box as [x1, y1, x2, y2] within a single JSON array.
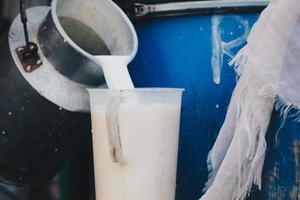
[[93, 55, 134, 89], [91, 103, 181, 200]]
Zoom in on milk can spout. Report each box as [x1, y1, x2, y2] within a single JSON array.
[[38, 0, 138, 87], [37, 9, 105, 86]]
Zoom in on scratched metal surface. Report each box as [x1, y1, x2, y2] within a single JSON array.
[[129, 13, 300, 200]]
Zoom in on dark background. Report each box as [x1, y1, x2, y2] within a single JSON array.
[[0, 2, 93, 200]]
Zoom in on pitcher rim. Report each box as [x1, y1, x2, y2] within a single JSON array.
[[87, 88, 185, 93]]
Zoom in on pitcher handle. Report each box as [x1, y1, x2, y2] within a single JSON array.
[[105, 95, 127, 165]]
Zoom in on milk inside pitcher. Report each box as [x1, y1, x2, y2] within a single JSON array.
[[88, 88, 184, 200]]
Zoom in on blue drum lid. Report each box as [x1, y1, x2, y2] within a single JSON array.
[[114, 0, 269, 19]]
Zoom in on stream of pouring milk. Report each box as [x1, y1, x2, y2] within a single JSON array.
[[92, 56, 135, 89]]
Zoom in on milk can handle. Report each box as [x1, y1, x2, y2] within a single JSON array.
[[105, 96, 127, 165]]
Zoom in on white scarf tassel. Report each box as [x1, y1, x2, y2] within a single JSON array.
[[201, 1, 300, 199]]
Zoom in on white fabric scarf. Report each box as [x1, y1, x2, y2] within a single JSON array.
[[200, 0, 300, 199]]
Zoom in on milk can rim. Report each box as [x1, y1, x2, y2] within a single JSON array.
[[50, 0, 138, 61]]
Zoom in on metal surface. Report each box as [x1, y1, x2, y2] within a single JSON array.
[[129, 10, 300, 200], [38, 12, 104, 86], [0, 5, 93, 186], [9, 7, 91, 112], [0, 28, 91, 184], [122, 0, 269, 18]]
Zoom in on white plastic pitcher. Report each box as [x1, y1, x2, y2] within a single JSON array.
[[88, 88, 184, 200]]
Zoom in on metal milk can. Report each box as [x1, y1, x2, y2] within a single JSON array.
[[0, 0, 137, 185]]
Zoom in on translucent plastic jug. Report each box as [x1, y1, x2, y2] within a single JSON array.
[[88, 88, 184, 200]]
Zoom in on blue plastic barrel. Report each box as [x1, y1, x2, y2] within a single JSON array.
[[127, 1, 299, 199]]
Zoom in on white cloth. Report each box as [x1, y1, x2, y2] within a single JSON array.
[[200, 0, 300, 199]]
